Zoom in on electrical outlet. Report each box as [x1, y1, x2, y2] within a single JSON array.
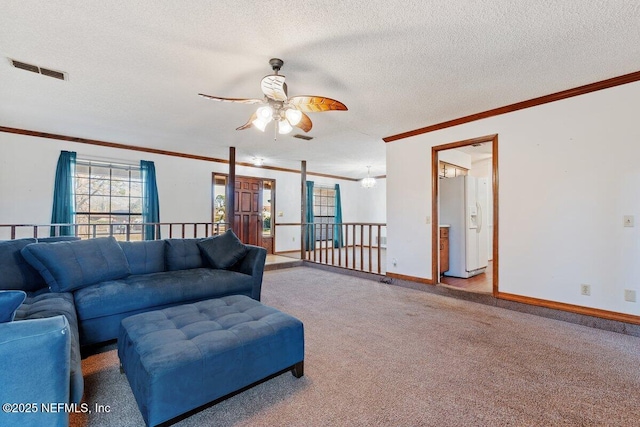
[[392, 258, 397, 267], [624, 289, 636, 302], [426, 216, 431, 225], [581, 284, 591, 296], [292, 237, 295, 242], [278, 211, 283, 217]]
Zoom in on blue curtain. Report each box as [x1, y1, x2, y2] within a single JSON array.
[[50, 151, 76, 236], [305, 181, 314, 251], [333, 184, 344, 248], [141, 160, 160, 240]]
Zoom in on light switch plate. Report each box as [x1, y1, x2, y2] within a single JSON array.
[[624, 215, 634, 227]]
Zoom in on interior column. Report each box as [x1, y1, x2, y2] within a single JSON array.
[[228, 147, 236, 233], [300, 160, 307, 260]]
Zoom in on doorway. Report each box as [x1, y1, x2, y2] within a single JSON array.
[[234, 176, 263, 246], [212, 174, 276, 254], [431, 134, 498, 296]]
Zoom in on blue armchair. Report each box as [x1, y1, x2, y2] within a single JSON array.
[[0, 315, 71, 427]]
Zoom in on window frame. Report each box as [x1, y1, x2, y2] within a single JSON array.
[[73, 160, 143, 241], [313, 185, 336, 241]]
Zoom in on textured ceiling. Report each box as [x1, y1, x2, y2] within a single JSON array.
[[1, 1, 639, 179]]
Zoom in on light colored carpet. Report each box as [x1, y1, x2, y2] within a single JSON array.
[[71, 267, 640, 426]]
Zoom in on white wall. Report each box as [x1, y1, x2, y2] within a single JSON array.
[[387, 138, 432, 278], [387, 80, 640, 316], [0, 132, 387, 252]]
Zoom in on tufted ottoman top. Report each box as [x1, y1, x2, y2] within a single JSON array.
[[118, 294, 305, 426], [119, 295, 300, 359]]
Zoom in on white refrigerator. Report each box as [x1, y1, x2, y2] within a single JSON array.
[[439, 175, 488, 278]]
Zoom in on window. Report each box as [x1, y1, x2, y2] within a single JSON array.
[[74, 161, 143, 240], [263, 180, 273, 236], [313, 186, 335, 241], [212, 174, 227, 223]]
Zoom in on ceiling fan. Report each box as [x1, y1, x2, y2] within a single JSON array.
[[198, 58, 347, 137]]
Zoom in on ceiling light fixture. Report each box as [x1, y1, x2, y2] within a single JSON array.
[[252, 157, 264, 166], [361, 166, 376, 189], [199, 58, 348, 141]]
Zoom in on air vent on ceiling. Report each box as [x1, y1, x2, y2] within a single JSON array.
[[9, 58, 67, 81], [293, 134, 314, 141]]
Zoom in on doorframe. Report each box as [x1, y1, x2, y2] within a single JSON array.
[[211, 173, 276, 252], [431, 134, 499, 296]]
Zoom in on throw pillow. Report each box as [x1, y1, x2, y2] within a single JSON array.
[[0, 238, 45, 292], [21, 236, 131, 292], [197, 230, 249, 269], [0, 290, 27, 323]]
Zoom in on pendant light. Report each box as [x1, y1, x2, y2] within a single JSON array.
[[361, 166, 376, 189]]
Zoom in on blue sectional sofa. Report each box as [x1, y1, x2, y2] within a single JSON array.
[[0, 231, 266, 427]]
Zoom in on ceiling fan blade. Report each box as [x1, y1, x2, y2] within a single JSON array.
[[236, 112, 257, 130], [260, 75, 288, 101], [294, 112, 313, 132], [198, 93, 264, 105], [288, 96, 348, 112]]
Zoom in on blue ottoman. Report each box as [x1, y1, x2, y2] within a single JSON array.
[[117, 295, 304, 426]]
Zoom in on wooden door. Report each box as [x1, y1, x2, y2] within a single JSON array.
[[234, 177, 263, 246]]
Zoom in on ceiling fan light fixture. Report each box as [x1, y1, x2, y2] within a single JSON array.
[[199, 58, 347, 137], [285, 108, 302, 126], [278, 120, 293, 134], [256, 105, 273, 122], [252, 117, 269, 132]]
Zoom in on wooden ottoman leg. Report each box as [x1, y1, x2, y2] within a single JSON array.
[[291, 361, 304, 378]]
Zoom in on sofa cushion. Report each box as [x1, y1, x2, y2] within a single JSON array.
[[197, 230, 248, 269], [36, 236, 81, 243], [165, 239, 205, 271], [119, 240, 166, 275], [0, 290, 27, 323], [0, 238, 47, 292], [73, 268, 254, 321], [21, 236, 131, 292]]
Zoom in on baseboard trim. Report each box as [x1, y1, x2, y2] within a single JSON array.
[[381, 273, 640, 336], [303, 261, 386, 282], [497, 292, 640, 326], [272, 265, 640, 337], [386, 272, 434, 285]]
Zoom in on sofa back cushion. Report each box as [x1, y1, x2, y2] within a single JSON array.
[[165, 239, 205, 271], [0, 290, 27, 323], [21, 236, 131, 292], [36, 236, 81, 243], [0, 238, 48, 292], [119, 240, 166, 275], [197, 230, 249, 269]]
